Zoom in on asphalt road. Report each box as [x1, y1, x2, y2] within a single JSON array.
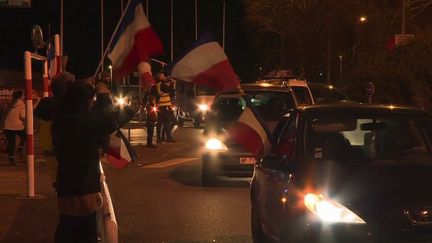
[[104, 124, 252, 243]]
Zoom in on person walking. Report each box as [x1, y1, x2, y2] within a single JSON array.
[[52, 80, 138, 243], [1, 90, 26, 165], [145, 95, 158, 148]]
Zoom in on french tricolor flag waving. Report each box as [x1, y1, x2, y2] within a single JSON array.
[[169, 31, 240, 91], [108, 0, 163, 86], [227, 106, 272, 160]]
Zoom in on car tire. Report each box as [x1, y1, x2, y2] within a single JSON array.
[[193, 118, 201, 128], [251, 197, 269, 243], [202, 167, 217, 186], [177, 117, 184, 127]]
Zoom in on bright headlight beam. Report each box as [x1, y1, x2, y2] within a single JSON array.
[[304, 193, 365, 224], [198, 104, 209, 112], [204, 138, 228, 151]]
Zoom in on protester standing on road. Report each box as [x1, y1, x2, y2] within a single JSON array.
[[52, 80, 138, 243], [1, 90, 26, 166], [157, 72, 176, 143], [145, 95, 158, 148], [34, 72, 75, 187]]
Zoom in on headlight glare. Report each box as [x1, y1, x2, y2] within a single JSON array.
[[198, 104, 209, 112], [304, 193, 365, 224], [204, 138, 228, 151]]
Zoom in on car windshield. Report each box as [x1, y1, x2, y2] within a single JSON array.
[[210, 91, 295, 123], [291, 86, 313, 105], [304, 113, 432, 164], [196, 84, 217, 96], [309, 85, 347, 103]]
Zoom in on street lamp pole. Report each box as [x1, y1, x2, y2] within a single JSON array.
[[401, 0, 406, 34]]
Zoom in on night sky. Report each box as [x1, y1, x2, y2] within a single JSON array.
[[0, 0, 256, 81]]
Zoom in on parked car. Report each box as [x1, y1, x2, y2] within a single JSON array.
[[201, 83, 300, 186], [251, 103, 432, 243]]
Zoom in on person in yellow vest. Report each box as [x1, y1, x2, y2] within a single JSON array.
[[156, 72, 176, 143], [34, 72, 75, 188]]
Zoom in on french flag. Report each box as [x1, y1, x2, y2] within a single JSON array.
[[227, 107, 272, 159], [169, 31, 240, 91], [107, 130, 137, 168], [108, 0, 163, 82]]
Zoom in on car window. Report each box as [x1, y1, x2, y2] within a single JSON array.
[[291, 87, 313, 105], [309, 85, 347, 103], [210, 91, 295, 124], [304, 114, 432, 164]]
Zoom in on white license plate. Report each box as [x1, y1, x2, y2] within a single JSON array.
[[240, 157, 256, 164]]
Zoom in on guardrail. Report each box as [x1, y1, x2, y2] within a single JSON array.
[[99, 162, 118, 243]]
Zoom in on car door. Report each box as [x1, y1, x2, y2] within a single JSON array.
[[255, 115, 298, 238]]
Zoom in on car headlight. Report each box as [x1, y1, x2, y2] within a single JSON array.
[[204, 138, 228, 151], [198, 103, 209, 112], [304, 193, 365, 224]]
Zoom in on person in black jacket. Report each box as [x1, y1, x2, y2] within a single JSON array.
[[91, 81, 113, 157], [52, 80, 138, 243]]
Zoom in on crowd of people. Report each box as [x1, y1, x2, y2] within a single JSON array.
[[144, 71, 177, 148]]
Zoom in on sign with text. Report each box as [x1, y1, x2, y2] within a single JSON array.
[[0, 0, 31, 7], [395, 34, 414, 46]]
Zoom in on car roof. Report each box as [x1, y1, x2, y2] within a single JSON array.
[[297, 102, 430, 116], [217, 83, 295, 94]]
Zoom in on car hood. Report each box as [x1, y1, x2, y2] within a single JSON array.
[[311, 161, 432, 224]]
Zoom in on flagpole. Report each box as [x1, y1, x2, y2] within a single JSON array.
[[101, 0, 104, 64], [146, 0, 149, 18], [94, 0, 133, 77], [60, 0, 64, 56], [170, 0, 174, 61], [195, 0, 198, 40], [222, 0, 226, 50]]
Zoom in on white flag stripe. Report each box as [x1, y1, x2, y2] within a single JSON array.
[[109, 3, 150, 69], [120, 138, 132, 162], [142, 158, 198, 169], [137, 61, 152, 75], [171, 42, 228, 82], [238, 108, 271, 155]]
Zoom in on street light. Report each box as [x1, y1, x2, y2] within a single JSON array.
[[108, 65, 113, 88], [359, 16, 367, 23]]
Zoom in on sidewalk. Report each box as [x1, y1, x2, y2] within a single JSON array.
[[0, 130, 143, 243], [0, 152, 58, 243], [0, 123, 193, 242]]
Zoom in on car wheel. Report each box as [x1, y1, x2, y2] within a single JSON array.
[[177, 117, 184, 127], [251, 197, 269, 243], [202, 167, 217, 186], [193, 118, 201, 128]]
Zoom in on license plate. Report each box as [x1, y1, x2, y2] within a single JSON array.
[[240, 157, 256, 164]]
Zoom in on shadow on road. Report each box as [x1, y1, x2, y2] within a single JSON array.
[[169, 163, 251, 188]]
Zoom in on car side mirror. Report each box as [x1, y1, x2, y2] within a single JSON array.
[[260, 155, 294, 172]]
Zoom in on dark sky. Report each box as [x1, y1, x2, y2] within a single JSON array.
[[0, 0, 256, 81]]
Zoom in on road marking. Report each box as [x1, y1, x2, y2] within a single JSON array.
[[141, 157, 198, 168]]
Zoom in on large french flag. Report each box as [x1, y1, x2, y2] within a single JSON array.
[[169, 31, 240, 91], [227, 107, 272, 159], [108, 0, 163, 82]]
